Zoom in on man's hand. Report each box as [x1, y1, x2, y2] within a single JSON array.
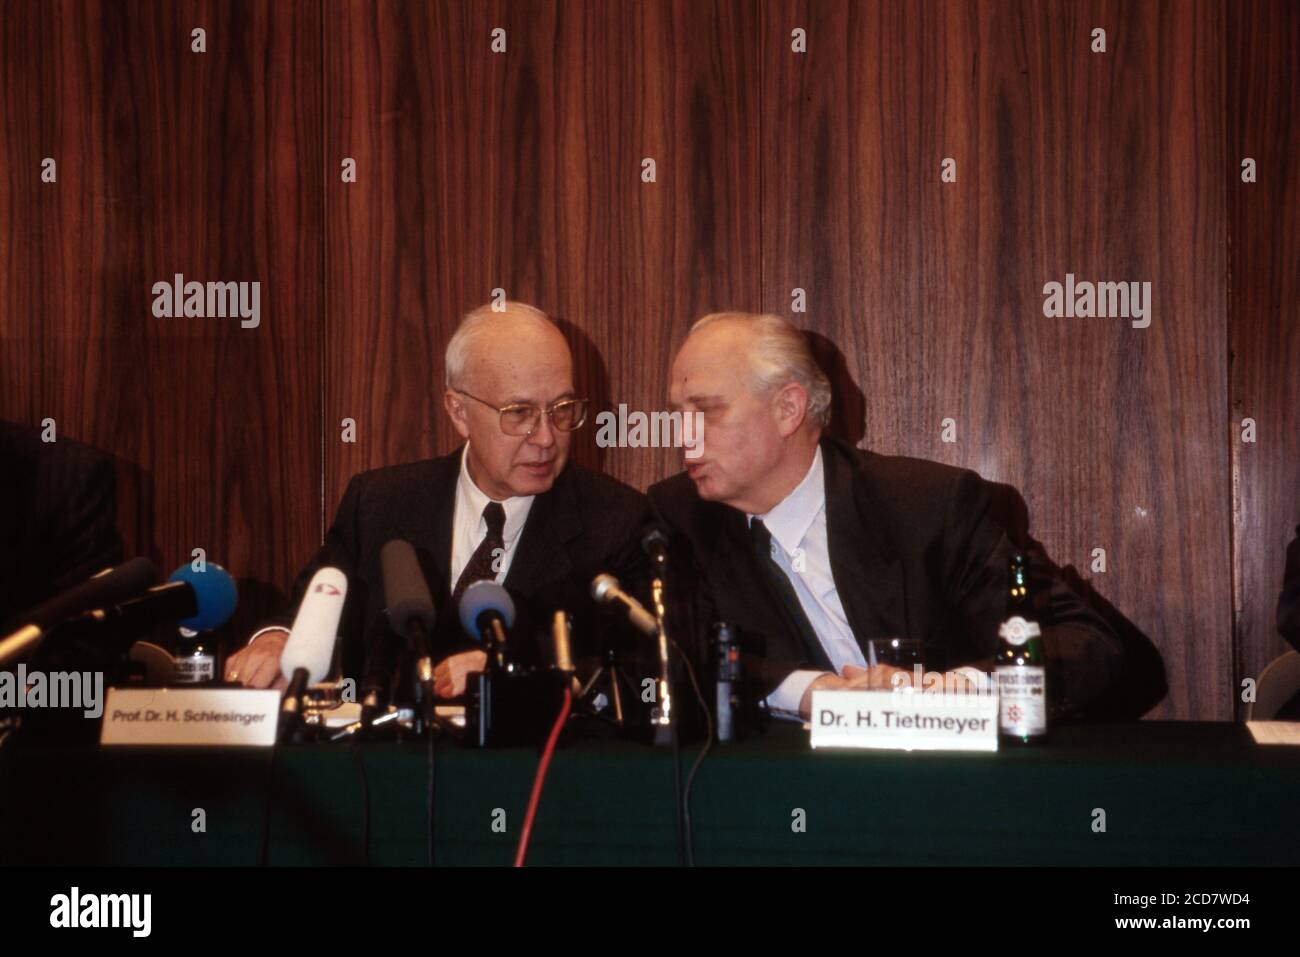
[[796, 664, 983, 719], [797, 671, 862, 719], [225, 629, 290, 690], [433, 650, 487, 699], [842, 663, 912, 689]]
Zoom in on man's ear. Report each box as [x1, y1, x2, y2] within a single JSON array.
[[773, 382, 809, 438], [443, 389, 471, 440]]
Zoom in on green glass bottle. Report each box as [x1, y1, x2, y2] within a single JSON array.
[[996, 553, 1047, 745], [173, 626, 217, 685]]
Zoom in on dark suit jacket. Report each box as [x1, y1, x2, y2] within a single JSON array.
[[649, 436, 1125, 720], [268, 447, 651, 684], [1278, 524, 1300, 652], [0, 422, 124, 629]]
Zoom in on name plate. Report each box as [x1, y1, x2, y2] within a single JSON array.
[[809, 689, 999, 752], [100, 687, 281, 747]]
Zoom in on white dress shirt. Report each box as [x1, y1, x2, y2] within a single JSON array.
[[247, 444, 535, 652], [449, 443, 535, 590], [748, 446, 863, 720]]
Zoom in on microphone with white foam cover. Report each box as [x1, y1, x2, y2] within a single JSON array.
[[280, 567, 348, 685]]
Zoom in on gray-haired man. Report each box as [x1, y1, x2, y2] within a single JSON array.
[[649, 312, 1125, 723]]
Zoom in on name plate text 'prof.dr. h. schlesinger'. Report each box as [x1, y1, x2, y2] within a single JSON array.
[[100, 687, 281, 746]]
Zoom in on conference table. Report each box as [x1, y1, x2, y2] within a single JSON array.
[[2, 721, 1297, 866]]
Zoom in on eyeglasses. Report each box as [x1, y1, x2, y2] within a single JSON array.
[[455, 390, 589, 436]]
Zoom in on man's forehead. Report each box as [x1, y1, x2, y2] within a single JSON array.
[[474, 368, 574, 403], [670, 366, 733, 407], [674, 346, 743, 387]]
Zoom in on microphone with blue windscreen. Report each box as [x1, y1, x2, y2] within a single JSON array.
[[459, 580, 515, 667], [168, 563, 240, 633]]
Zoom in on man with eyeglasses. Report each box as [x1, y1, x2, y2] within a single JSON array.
[[226, 301, 650, 700]]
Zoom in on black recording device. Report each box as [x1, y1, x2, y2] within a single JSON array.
[[712, 621, 743, 742], [458, 580, 569, 748]]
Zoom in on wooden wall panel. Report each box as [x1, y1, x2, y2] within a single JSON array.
[[324, 0, 761, 506], [0, 0, 323, 641], [761, 0, 1231, 718], [1228, 1, 1300, 706], [1, 1, 1293, 720]]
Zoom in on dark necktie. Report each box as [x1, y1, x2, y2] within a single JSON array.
[[452, 501, 507, 607], [749, 518, 834, 671]]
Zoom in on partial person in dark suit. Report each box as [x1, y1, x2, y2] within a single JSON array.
[[225, 302, 649, 696], [1273, 525, 1300, 719], [0, 421, 124, 628], [649, 313, 1125, 723], [1278, 524, 1300, 652]]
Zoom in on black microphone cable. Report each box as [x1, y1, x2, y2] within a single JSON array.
[[352, 733, 371, 866], [258, 744, 277, 866], [670, 690, 684, 865], [673, 637, 713, 867], [426, 725, 437, 866]]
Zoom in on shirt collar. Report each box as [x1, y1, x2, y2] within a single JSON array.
[[748, 446, 825, 555], [457, 443, 534, 545]]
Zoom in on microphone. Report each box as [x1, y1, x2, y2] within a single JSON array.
[[280, 567, 347, 685], [105, 564, 238, 638], [380, 540, 436, 654], [380, 540, 437, 720], [551, 610, 574, 674], [0, 557, 157, 665], [279, 567, 347, 740], [641, 527, 669, 567], [458, 580, 515, 660], [359, 614, 398, 724], [591, 573, 658, 638], [167, 564, 240, 632], [7, 563, 238, 671]]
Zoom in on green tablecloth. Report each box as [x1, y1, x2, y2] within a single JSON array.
[[2, 722, 1297, 865]]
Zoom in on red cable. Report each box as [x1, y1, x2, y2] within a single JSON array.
[[513, 686, 573, 867]]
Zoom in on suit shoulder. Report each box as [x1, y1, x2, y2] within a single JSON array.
[[565, 461, 648, 515], [647, 471, 698, 516], [648, 472, 726, 541], [829, 441, 982, 509], [344, 453, 459, 498]]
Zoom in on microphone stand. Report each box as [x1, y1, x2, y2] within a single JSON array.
[[575, 648, 626, 727], [647, 550, 686, 865], [278, 667, 311, 744], [404, 620, 435, 737], [649, 571, 674, 746]]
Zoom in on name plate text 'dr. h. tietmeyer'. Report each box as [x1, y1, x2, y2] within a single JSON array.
[[809, 689, 999, 752], [100, 687, 281, 747]]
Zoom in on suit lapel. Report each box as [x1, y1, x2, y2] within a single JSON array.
[[822, 438, 908, 641], [505, 463, 582, 590], [710, 499, 811, 647], [417, 448, 461, 620]]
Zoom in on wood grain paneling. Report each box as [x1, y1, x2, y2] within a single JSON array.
[[324, 0, 761, 505], [0, 1, 323, 641], [1228, 1, 1300, 708], [761, 0, 1231, 718], [1, 1, 1293, 719]]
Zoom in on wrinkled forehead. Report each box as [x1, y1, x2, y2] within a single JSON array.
[[468, 330, 574, 404], [670, 329, 752, 404]]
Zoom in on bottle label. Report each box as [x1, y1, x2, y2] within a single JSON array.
[[174, 654, 215, 684], [997, 665, 1046, 735], [998, 615, 1042, 645]]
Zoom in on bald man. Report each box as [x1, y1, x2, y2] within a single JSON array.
[[649, 312, 1125, 724], [226, 302, 649, 699]]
